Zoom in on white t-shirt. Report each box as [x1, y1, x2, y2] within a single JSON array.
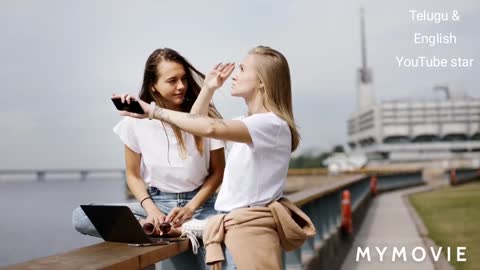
[[215, 112, 292, 212], [113, 117, 224, 193]]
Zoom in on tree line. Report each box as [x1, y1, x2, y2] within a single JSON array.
[[289, 145, 345, 168]]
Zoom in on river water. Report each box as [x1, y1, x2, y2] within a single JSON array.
[[0, 177, 129, 267]]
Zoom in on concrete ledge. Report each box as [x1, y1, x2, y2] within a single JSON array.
[[3, 240, 190, 270]]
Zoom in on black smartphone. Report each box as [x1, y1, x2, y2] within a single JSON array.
[[111, 97, 145, 114]]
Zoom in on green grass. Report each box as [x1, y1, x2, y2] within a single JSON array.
[[409, 180, 480, 270]]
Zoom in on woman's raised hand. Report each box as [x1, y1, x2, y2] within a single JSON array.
[[204, 62, 235, 91]]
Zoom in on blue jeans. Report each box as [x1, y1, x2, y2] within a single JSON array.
[[221, 244, 238, 270], [72, 186, 217, 270]]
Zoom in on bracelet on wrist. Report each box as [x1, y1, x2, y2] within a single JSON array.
[[140, 196, 152, 208], [148, 102, 156, 120]]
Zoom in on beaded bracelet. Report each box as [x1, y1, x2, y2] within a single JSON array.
[[148, 101, 156, 120]]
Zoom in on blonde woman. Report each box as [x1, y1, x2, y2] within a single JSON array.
[[116, 46, 315, 269]]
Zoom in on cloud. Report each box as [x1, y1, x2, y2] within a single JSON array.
[[0, 0, 478, 168], [0, 112, 38, 139]]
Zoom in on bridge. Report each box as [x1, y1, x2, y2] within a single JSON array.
[[0, 169, 125, 182]]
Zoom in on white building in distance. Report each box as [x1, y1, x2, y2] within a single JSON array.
[[347, 8, 480, 162]]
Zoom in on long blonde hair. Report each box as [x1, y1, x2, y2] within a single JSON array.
[[249, 46, 300, 151]]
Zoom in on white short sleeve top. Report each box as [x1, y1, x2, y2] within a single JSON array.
[[214, 112, 292, 212], [113, 117, 224, 193]]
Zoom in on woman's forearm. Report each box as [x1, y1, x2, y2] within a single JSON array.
[[190, 86, 215, 116], [186, 149, 225, 211], [152, 105, 251, 143], [126, 173, 148, 201], [186, 169, 222, 211], [153, 106, 224, 137], [126, 172, 158, 212], [190, 62, 234, 115]]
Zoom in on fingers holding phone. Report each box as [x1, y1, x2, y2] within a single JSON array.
[[116, 93, 132, 104], [111, 93, 150, 119]]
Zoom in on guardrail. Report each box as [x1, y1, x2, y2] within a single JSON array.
[[449, 168, 480, 185], [283, 171, 425, 270], [287, 167, 423, 176], [4, 170, 426, 270]]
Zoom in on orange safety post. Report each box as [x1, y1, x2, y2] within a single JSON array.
[[450, 169, 457, 185], [341, 190, 353, 234], [370, 175, 378, 195]]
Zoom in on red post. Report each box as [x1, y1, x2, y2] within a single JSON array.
[[341, 190, 353, 234], [450, 169, 457, 185], [370, 175, 378, 195]]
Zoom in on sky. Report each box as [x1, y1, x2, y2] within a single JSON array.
[[0, 0, 479, 169]]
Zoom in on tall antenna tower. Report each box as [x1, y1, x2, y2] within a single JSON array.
[[356, 6, 375, 110]]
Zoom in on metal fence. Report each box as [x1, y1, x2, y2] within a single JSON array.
[[450, 168, 480, 185], [282, 171, 425, 270]]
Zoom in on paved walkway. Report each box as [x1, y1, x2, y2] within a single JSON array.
[[340, 186, 435, 270]]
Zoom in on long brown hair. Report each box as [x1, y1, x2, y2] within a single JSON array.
[[249, 46, 300, 151], [139, 48, 222, 158]]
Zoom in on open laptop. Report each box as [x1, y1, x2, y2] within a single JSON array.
[[81, 205, 173, 246]]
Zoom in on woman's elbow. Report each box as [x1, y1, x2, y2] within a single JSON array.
[[204, 122, 218, 137]]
